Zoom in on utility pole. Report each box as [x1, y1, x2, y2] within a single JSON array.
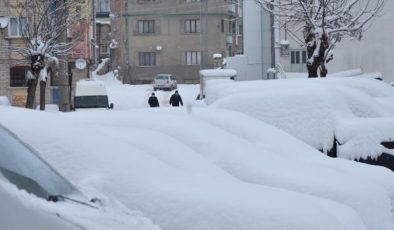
[[58, 0, 70, 112]]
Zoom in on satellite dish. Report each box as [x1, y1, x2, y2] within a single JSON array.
[[75, 59, 87, 70]]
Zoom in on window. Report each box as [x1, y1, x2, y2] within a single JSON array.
[[228, 21, 236, 34], [138, 20, 155, 34], [290, 50, 307, 64], [185, 19, 200, 33], [139, 52, 156, 66], [98, 0, 110, 12], [186, 51, 201, 65], [138, 0, 156, 3], [9, 17, 27, 37], [100, 44, 109, 57], [10, 66, 29, 87]]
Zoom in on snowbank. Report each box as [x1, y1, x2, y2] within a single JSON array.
[[1, 107, 394, 230], [0, 96, 10, 106]]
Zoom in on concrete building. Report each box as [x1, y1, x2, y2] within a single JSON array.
[[0, 0, 95, 108], [117, 0, 242, 84], [326, 1, 394, 82], [225, 0, 273, 81]]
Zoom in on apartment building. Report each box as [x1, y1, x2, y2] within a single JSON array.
[[0, 0, 95, 108], [117, 0, 242, 84], [0, 0, 32, 106]]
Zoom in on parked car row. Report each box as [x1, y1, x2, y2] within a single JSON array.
[[206, 77, 394, 171]]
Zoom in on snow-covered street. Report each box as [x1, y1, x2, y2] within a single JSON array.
[[1, 79, 394, 230]]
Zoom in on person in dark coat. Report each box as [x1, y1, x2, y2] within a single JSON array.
[[169, 90, 183, 107], [148, 93, 160, 107]]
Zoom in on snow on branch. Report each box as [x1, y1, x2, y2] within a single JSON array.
[[254, 0, 384, 77], [11, 0, 85, 60]]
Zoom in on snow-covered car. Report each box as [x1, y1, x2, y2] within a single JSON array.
[[206, 77, 394, 171], [74, 80, 114, 110], [153, 74, 177, 91], [0, 124, 158, 230]]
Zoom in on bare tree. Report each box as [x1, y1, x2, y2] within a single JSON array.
[[11, 0, 82, 109], [255, 0, 385, 78]]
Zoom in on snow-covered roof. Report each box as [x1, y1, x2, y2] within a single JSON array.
[[75, 80, 108, 96], [200, 69, 237, 78]]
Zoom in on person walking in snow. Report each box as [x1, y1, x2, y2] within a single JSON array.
[[148, 93, 160, 107], [169, 90, 183, 107]]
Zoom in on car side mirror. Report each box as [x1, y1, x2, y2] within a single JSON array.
[[109, 103, 114, 109]]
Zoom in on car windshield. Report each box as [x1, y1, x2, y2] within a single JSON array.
[[75, 96, 109, 108], [0, 125, 76, 199], [155, 75, 169, 80]]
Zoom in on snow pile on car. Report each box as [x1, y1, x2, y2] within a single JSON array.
[[1, 107, 394, 230], [206, 77, 394, 160]]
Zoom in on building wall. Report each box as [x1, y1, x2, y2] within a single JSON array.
[[0, 0, 92, 108], [225, 0, 272, 81], [121, 0, 236, 84], [327, 1, 394, 82]]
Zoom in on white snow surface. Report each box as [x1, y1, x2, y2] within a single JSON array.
[[206, 77, 394, 160], [0, 96, 10, 106], [1, 80, 394, 230]]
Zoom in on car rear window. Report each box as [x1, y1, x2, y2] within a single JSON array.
[[155, 75, 169, 80]]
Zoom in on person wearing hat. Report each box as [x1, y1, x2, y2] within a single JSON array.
[[169, 90, 183, 107], [148, 92, 160, 107]]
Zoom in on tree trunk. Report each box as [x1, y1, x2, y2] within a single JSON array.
[[25, 78, 38, 109], [320, 63, 328, 77], [307, 64, 319, 78], [40, 80, 46, 110]]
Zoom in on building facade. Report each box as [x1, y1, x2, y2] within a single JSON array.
[[225, 0, 273, 81], [0, 0, 95, 108], [117, 0, 242, 84]]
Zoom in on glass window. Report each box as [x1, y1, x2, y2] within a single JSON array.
[[0, 126, 75, 200], [291, 51, 302, 64], [155, 75, 170, 80], [139, 52, 156, 66], [138, 0, 156, 3], [138, 20, 155, 34], [302, 51, 307, 64], [10, 66, 29, 87], [186, 51, 201, 65], [74, 96, 109, 108], [185, 19, 200, 33], [9, 17, 26, 37], [98, 0, 110, 12]]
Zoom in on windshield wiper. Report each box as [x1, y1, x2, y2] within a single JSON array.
[[48, 194, 99, 209]]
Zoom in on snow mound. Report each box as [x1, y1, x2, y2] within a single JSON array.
[[0, 96, 10, 106], [1, 107, 394, 230], [207, 77, 394, 160]]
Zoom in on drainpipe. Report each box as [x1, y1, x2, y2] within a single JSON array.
[[124, 0, 130, 84]]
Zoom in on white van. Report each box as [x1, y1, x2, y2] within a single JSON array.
[[199, 69, 237, 99], [73, 80, 114, 110]]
